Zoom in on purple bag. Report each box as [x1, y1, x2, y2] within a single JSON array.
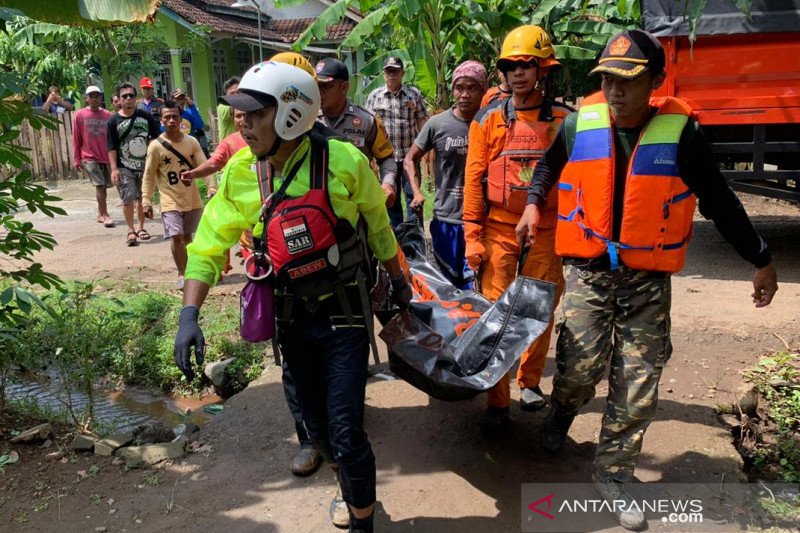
[[240, 254, 275, 343]]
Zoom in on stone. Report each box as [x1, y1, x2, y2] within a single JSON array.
[[204, 357, 239, 398], [204, 357, 235, 385], [10, 423, 54, 444], [94, 433, 134, 457], [70, 434, 98, 452], [736, 387, 759, 418], [717, 414, 741, 429], [132, 421, 175, 445], [116, 441, 186, 468], [173, 423, 200, 439]]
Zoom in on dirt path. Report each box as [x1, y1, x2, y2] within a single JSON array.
[[4, 180, 799, 532]]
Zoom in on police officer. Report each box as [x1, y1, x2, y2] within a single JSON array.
[[174, 62, 411, 533], [315, 58, 397, 206]]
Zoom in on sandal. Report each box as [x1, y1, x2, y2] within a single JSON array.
[[136, 229, 151, 241], [126, 231, 138, 247]]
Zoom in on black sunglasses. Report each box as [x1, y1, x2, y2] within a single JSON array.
[[120, 93, 136, 100], [497, 58, 539, 74]]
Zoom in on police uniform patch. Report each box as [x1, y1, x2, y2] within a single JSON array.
[[352, 117, 362, 127]]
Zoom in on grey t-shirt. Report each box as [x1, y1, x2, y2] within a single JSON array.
[[413, 109, 469, 224]]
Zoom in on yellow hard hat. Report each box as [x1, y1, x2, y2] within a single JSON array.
[[499, 25, 560, 69], [269, 51, 317, 79]]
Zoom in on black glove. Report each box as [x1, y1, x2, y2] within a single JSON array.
[[174, 305, 205, 381], [390, 274, 413, 310]]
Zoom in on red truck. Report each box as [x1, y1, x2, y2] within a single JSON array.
[[643, 0, 800, 201]]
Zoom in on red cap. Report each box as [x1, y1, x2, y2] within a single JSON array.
[[140, 77, 154, 89]]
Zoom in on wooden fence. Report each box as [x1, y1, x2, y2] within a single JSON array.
[[13, 111, 80, 180]]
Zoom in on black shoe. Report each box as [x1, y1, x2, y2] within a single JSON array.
[[540, 405, 575, 453], [478, 406, 511, 430], [593, 476, 646, 531], [349, 510, 374, 533], [291, 445, 322, 476], [520, 386, 547, 412]]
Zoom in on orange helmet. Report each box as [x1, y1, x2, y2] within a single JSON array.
[[499, 25, 560, 69], [269, 51, 317, 79]]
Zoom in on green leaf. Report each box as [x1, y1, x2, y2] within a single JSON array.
[[552, 20, 626, 37], [554, 44, 600, 60], [340, 5, 393, 49], [731, 0, 752, 18], [686, 0, 708, 42], [397, 0, 422, 20], [531, 0, 565, 26], [410, 40, 437, 104]]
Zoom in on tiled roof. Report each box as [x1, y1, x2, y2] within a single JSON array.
[[267, 17, 355, 42], [160, 0, 354, 42]]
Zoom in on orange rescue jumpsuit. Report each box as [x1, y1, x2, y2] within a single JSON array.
[[463, 101, 568, 409]]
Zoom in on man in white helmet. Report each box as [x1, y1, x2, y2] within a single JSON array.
[[173, 61, 411, 532]]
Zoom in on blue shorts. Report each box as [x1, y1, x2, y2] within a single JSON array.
[[430, 218, 474, 290]]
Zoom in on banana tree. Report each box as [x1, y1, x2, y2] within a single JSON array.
[[286, 0, 481, 109], [0, 0, 159, 27]]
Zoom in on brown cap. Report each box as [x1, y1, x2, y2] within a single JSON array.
[[590, 29, 665, 79]]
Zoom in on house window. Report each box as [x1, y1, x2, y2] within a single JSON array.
[[181, 50, 194, 98], [155, 66, 173, 100], [181, 66, 194, 99], [213, 48, 228, 99], [237, 48, 251, 76]]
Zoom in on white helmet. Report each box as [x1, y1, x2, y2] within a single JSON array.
[[219, 61, 320, 141]]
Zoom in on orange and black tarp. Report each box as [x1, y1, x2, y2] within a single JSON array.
[[375, 219, 556, 401]]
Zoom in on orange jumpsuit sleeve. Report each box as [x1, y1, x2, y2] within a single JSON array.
[[463, 117, 490, 261]]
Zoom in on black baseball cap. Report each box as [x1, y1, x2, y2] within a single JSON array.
[[590, 29, 665, 79], [315, 58, 349, 82], [218, 89, 275, 111], [383, 56, 404, 70]]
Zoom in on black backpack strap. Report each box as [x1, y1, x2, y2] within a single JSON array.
[[309, 130, 329, 191], [254, 150, 308, 254], [116, 114, 138, 146], [157, 137, 196, 169]]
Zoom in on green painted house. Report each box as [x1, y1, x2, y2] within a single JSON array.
[[133, 0, 363, 138]]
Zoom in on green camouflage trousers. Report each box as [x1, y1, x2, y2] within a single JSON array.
[[551, 263, 672, 483]]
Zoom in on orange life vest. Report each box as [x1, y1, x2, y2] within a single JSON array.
[[555, 93, 696, 272], [486, 98, 570, 225]]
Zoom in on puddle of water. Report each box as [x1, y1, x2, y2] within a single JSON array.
[[7, 380, 222, 432], [105, 388, 221, 428]]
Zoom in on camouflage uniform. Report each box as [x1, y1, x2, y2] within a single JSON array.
[[551, 262, 672, 483]]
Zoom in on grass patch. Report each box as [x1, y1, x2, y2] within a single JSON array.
[[743, 351, 800, 482], [1, 282, 265, 398]]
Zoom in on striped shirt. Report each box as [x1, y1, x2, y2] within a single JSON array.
[[366, 84, 428, 161]]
